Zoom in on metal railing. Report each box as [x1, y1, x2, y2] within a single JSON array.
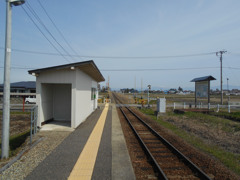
[[30, 106, 38, 144], [173, 102, 240, 113]]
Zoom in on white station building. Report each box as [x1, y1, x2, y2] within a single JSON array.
[[28, 60, 105, 128]]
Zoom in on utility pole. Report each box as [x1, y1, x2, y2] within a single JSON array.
[[108, 76, 110, 92], [2, 0, 25, 159], [134, 76, 136, 99], [147, 85, 151, 107], [216, 50, 227, 105], [227, 78, 230, 103], [227, 78, 229, 92], [2, 0, 13, 159]]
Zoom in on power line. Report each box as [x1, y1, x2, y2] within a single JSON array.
[[228, 52, 240, 55], [226, 67, 240, 70], [1, 66, 239, 71], [25, 2, 75, 62], [36, 0, 82, 60], [0, 67, 34, 70], [0, 47, 64, 56], [21, 6, 71, 63], [101, 67, 220, 71], [224, 59, 240, 85], [74, 52, 216, 59], [0, 47, 217, 59]]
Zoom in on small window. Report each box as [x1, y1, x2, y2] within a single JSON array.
[[91, 88, 96, 100]]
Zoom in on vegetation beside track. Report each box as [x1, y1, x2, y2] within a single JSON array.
[[124, 92, 240, 105], [174, 111, 240, 133], [0, 111, 30, 115], [139, 108, 240, 175], [0, 130, 30, 159], [209, 111, 240, 122], [0, 111, 31, 160]]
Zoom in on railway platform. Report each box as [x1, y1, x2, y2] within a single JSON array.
[[25, 103, 135, 180]]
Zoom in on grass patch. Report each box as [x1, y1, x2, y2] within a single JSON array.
[[11, 112, 31, 115], [210, 112, 240, 122], [0, 130, 30, 159], [172, 111, 240, 134], [0, 111, 31, 115], [140, 108, 240, 175]]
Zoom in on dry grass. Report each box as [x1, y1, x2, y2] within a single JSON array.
[[140, 108, 240, 175]]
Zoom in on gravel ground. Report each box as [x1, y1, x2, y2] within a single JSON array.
[[0, 130, 71, 180]]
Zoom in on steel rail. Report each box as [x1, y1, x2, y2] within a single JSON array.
[[119, 107, 168, 180], [113, 93, 211, 179], [126, 107, 212, 180]]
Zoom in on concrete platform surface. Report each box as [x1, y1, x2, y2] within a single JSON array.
[[25, 103, 135, 180], [40, 121, 74, 132]]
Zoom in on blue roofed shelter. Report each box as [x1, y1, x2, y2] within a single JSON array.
[[191, 75, 216, 108]]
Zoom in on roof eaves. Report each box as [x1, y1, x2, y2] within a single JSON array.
[[28, 60, 105, 82], [191, 75, 216, 82], [28, 60, 94, 74]]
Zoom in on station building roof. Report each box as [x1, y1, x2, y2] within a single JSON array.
[[190, 75, 216, 82], [28, 60, 105, 82]]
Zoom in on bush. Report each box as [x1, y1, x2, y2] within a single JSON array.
[[0, 130, 30, 158]]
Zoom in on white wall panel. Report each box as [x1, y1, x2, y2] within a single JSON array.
[[39, 84, 54, 125], [38, 69, 75, 84], [36, 68, 100, 128], [74, 69, 92, 127]]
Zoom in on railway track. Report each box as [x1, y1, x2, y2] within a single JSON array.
[[112, 92, 212, 179]]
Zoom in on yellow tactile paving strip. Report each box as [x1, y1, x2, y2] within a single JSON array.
[[68, 103, 109, 180]]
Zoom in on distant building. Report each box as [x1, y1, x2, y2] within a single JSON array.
[[120, 88, 136, 93], [0, 81, 36, 93], [168, 88, 177, 94], [232, 89, 240, 93]]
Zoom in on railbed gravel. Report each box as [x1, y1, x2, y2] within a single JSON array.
[[0, 131, 71, 180]]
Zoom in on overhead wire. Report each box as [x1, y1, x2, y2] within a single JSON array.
[[25, 2, 74, 62], [0, 46, 217, 59], [1, 66, 239, 71], [21, 5, 71, 63], [36, 0, 82, 60], [78, 52, 217, 59], [101, 67, 220, 71], [1, 2, 239, 87], [228, 52, 240, 55], [223, 56, 240, 85]]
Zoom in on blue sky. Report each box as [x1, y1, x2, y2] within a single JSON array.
[[0, 0, 240, 90]]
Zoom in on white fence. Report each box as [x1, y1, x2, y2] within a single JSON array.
[[172, 102, 240, 113]]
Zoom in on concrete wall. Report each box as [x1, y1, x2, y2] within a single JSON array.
[[36, 68, 99, 128], [37, 69, 76, 84], [36, 69, 76, 127], [92, 81, 98, 110], [40, 84, 53, 126], [53, 84, 71, 121], [74, 69, 94, 127]]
